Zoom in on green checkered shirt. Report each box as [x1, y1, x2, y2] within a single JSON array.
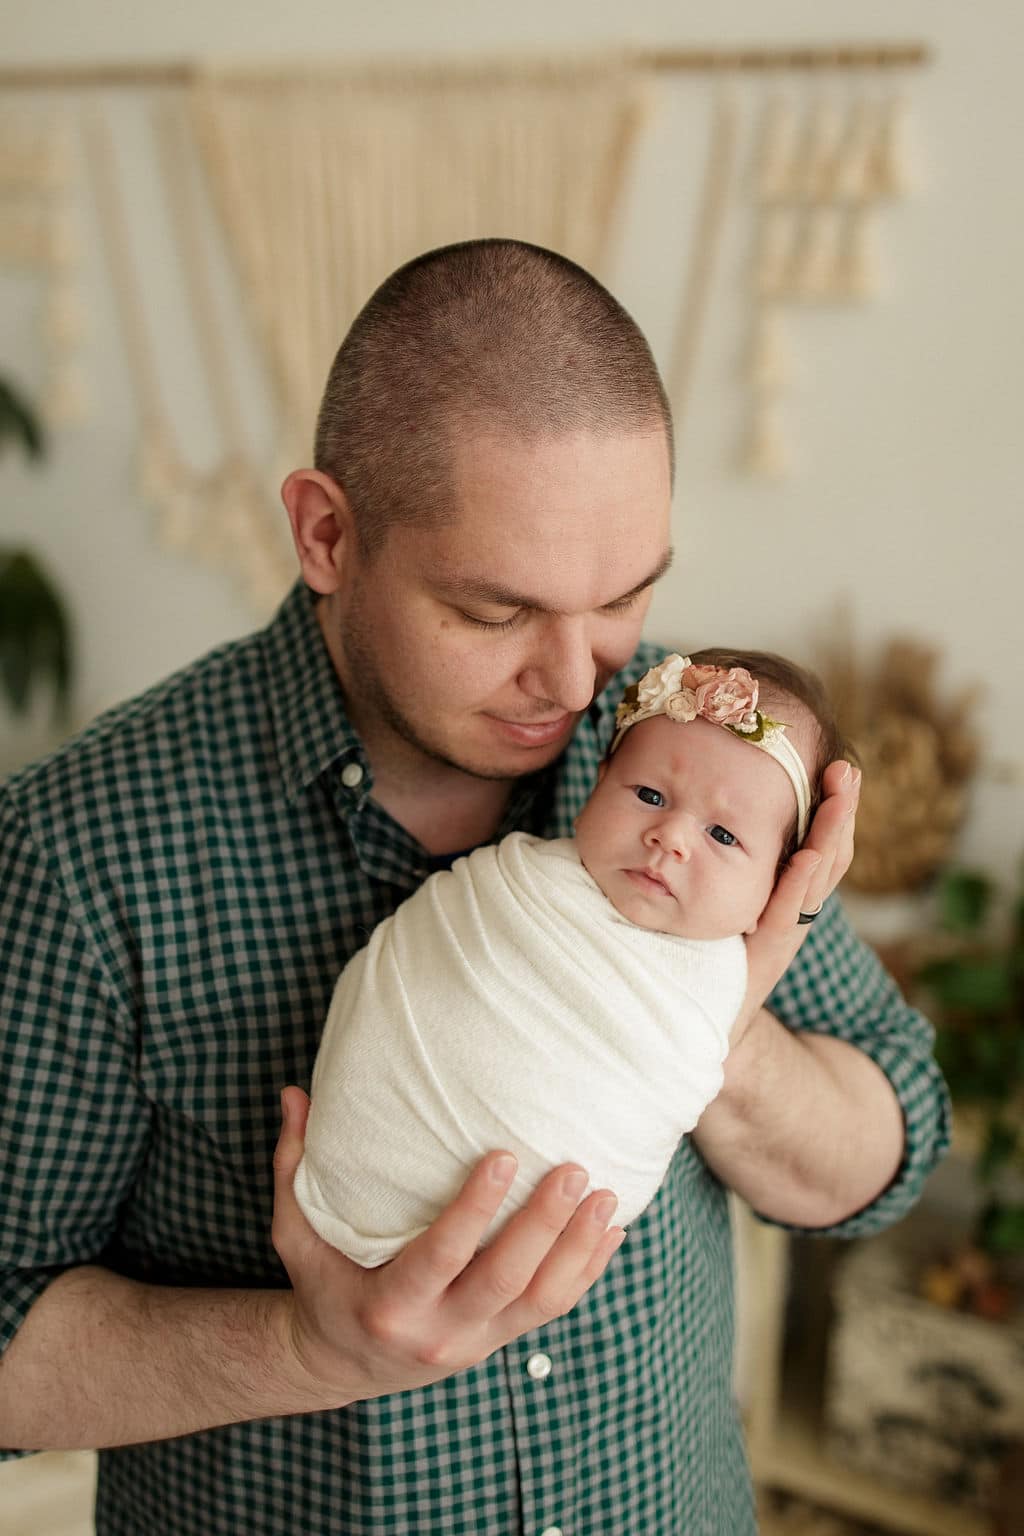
[[1, 582, 950, 1536]]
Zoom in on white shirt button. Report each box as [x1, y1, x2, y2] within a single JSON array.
[[539, 1527, 564, 1536], [340, 762, 364, 788], [526, 1352, 552, 1381]]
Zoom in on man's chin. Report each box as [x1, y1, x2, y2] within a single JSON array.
[[453, 731, 575, 782]]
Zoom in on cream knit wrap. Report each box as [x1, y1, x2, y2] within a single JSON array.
[[294, 833, 746, 1266]]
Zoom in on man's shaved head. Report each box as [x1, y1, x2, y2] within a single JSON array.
[[314, 239, 674, 555]]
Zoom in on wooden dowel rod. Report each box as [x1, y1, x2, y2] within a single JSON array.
[[643, 42, 931, 71], [0, 43, 931, 91], [0, 62, 196, 90]]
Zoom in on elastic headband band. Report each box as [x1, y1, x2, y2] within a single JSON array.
[[610, 653, 811, 844]]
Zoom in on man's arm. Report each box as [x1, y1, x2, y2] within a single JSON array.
[[693, 1010, 905, 1227], [0, 1094, 626, 1451], [691, 760, 950, 1230]]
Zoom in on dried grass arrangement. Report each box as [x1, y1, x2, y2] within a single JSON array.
[[821, 634, 980, 894]]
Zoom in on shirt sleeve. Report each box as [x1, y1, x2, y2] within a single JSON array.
[[758, 892, 952, 1239], [0, 789, 152, 1451]]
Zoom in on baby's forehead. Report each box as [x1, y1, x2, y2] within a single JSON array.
[[615, 713, 803, 827]]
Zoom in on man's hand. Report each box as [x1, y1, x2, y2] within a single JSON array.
[[271, 1087, 626, 1408], [734, 759, 861, 1045]]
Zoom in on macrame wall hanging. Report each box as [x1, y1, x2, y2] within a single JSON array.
[[189, 54, 646, 604], [0, 112, 87, 426], [1, 43, 929, 613], [743, 85, 915, 477]]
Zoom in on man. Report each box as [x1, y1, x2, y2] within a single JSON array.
[[0, 240, 949, 1534]]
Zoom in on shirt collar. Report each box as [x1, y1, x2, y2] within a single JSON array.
[[262, 581, 368, 803]]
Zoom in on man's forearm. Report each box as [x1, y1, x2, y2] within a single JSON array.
[[693, 1009, 906, 1227], [0, 1266, 346, 1451]]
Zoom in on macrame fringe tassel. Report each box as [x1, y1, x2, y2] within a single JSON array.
[[742, 400, 789, 479], [746, 306, 790, 393]]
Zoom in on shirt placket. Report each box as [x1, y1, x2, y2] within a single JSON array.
[[504, 1330, 580, 1536]]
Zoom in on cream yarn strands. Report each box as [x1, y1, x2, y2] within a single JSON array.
[[667, 82, 739, 434], [191, 58, 646, 475]]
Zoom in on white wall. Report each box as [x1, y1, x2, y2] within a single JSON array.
[[4, 0, 1022, 884]]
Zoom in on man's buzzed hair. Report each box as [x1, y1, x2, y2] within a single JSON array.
[[314, 239, 674, 556]]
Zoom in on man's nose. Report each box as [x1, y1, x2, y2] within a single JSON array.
[[518, 616, 597, 713], [644, 813, 691, 861]]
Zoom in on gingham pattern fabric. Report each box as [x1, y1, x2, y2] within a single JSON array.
[[1, 581, 951, 1536]]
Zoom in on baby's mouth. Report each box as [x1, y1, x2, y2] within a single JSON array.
[[624, 866, 674, 897]]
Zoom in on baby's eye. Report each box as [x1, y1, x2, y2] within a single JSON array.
[[634, 785, 665, 807], [708, 824, 738, 847]]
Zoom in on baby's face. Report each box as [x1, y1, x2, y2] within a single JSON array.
[[575, 713, 807, 940]]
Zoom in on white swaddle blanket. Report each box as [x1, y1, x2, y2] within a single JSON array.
[[294, 833, 746, 1266]]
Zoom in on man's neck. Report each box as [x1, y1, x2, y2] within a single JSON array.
[[370, 767, 514, 856]]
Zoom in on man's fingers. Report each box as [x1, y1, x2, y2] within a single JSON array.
[[498, 1190, 625, 1334], [758, 848, 822, 935], [387, 1150, 519, 1308], [271, 1086, 315, 1263], [273, 1087, 311, 1186], [447, 1166, 617, 1327], [805, 763, 859, 885]]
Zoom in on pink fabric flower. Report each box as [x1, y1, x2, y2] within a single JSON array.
[[695, 668, 758, 726], [680, 663, 721, 692]]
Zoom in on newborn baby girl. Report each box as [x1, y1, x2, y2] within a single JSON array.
[[294, 648, 842, 1264]]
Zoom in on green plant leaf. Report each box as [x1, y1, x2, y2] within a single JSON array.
[[0, 376, 45, 460], [918, 955, 1013, 1014], [978, 1118, 1019, 1183], [0, 549, 72, 716], [937, 869, 992, 934], [978, 1200, 1024, 1257]]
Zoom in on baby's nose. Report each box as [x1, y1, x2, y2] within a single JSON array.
[[646, 817, 691, 861]]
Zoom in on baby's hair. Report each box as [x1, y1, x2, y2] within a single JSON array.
[[686, 647, 858, 867]]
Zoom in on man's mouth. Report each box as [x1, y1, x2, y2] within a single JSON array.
[[624, 867, 674, 897], [487, 713, 575, 747]]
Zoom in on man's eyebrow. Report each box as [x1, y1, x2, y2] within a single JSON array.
[[437, 548, 674, 614]]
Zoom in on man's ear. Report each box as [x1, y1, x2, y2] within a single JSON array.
[[281, 468, 355, 595]]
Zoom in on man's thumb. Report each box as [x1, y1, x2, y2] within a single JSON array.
[[274, 1086, 310, 1181]]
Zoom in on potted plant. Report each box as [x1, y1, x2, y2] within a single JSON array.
[[917, 864, 1024, 1278]]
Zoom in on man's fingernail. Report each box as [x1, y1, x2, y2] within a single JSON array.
[[851, 767, 862, 791], [491, 1154, 516, 1184], [840, 762, 853, 786], [562, 1169, 589, 1200], [280, 1088, 290, 1124]]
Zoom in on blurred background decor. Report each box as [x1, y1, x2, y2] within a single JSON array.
[[0, 114, 88, 429], [1, 42, 929, 624], [918, 864, 1024, 1263], [822, 623, 981, 895], [744, 82, 913, 477], [818, 860, 1024, 1523]]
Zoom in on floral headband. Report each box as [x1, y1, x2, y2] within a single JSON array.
[[611, 653, 811, 844]]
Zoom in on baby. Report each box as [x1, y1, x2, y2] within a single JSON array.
[[294, 648, 851, 1265]]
